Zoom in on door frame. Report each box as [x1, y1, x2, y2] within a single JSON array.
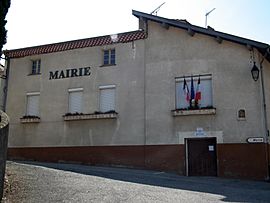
[[185, 137, 217, 176]]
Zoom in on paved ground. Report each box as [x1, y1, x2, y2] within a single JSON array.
[[2, 161, 270, 203]]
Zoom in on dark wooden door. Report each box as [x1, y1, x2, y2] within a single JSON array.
[[187, 138, 217, 176]]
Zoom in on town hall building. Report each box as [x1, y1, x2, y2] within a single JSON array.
[[2, 10, 270, 180]]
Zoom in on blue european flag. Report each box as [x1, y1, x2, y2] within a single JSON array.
[[190, 76, 195, 100]]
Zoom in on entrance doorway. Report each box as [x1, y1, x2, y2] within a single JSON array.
[[186, 138, 217, 176]]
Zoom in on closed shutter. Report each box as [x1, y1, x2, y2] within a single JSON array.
[[100, 85, 115, 112], [69, 90, 83, 113], [27, 94, 40, 116]]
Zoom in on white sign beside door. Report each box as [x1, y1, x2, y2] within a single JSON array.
[[208, 145, 214, 151], [247, 137, 264, 143]]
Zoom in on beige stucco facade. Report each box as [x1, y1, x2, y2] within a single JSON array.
[[145, 21, 267, 145], [6, 40, 146, 147], [3, 10, 270, 180]]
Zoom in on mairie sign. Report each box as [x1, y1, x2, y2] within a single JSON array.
[[49, 67, 91, 80]]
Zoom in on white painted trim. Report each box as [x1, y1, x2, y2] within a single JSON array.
[[26, 92, 40, 96], [68, 88, 83, 92], [178, 131, 223, 144], [172, 108, 216, 116], [99, 84, 116, 89], [63, 113, 118, 121]]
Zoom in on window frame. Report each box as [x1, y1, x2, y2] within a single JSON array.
[[68, 88, 83, 114], [102, 49, 116, 66], [31, 59, 41, 75], [26, 92, 40, 116], [175, 74, 213, 110], [99, 84, 116, 113]]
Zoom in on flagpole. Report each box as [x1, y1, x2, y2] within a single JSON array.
[[190, 75, 195, 108]]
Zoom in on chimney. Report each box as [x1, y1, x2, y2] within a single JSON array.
[[139, 17, 147, 31]]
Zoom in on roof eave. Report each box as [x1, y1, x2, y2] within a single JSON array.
[[132, 10, 270, 60], [4, 30, 146, 59]]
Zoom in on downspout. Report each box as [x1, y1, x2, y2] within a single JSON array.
[[3, 57, 10, 112], [143, 22, 148, 169], [259, 47, 270, 180]]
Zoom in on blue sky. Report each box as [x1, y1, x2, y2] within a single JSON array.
[[3, 0, 270, 50]]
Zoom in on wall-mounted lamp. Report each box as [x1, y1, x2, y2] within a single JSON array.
[[251, 62, 259, 81]]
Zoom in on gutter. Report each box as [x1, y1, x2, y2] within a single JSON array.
[[259, 46, 270, 180], [132, 10, 269, 52]]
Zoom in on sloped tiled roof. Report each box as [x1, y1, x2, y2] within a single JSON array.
[[4, 30, 146, 58], [133, 10, 270, 62]]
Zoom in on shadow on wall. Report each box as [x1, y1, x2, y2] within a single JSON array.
[[15, 161, 270, 203], [0, 111, 9, 200], [7, 145, 186, 175]]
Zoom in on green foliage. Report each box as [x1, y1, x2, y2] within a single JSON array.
[[0, 0, 11, 54]]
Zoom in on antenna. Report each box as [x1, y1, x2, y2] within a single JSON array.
[[205, 8, 216, 28], [150, 2, 166, 15]]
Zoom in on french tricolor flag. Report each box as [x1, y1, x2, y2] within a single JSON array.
[[183, 77, 190, 102], [195, 76, 201, 102]]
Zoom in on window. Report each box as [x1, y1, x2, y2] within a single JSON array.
[[26, 92, 40, 116], [175, 75, 212, 109], [99, 85, 116, 112], [103, 49, 116, 66], [68, 88, 83, 113], [31, 59, 41, 74]]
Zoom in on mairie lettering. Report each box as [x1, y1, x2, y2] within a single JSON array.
[[49, 67, 91, 80]]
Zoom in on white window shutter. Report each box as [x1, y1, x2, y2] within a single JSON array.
[[27, 95, 39, 116], [69, 91, 83, 113], [100, 88, 115, 112]]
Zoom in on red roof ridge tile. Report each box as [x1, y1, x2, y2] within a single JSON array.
[[4, 30, 146, 58]]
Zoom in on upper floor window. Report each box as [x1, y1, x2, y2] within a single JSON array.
[[103, 49, 116, 66], [99, 85, 116, 113], [31, 59, 41, 75], [68, 88, 83, 113], [175, 75, 213, 110], [26, 92, 40, 116]]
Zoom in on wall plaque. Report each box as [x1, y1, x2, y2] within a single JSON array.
[[247, 137, 264, 143]]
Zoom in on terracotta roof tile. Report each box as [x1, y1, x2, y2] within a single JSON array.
[[4, 30, 146, 58]]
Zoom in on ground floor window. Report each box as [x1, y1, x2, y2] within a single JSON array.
[[99, 85, 116, 112], [68, 88, 83, 113], [26, 92, 40, 116], [175, 74, 212, 109]]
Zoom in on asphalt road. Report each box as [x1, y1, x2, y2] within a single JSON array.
[[3, 161, 270, 203]]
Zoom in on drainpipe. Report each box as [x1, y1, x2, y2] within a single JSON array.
[[143, 33, 147, 169], [3, 57, 10, 112], [259, 47, 270, 180]]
